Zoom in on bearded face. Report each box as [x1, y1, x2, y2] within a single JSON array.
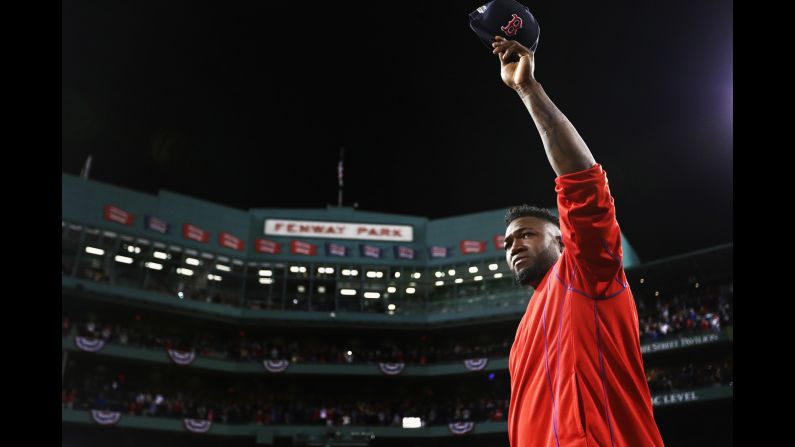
[[504, 216, 563, 288]]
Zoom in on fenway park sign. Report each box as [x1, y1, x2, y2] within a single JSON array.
[[265, 219, 413, 242]]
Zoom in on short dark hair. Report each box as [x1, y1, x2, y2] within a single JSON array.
[[504, 204, 560, 228]]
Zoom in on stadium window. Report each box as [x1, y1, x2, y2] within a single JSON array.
[[76, 227, 115, 284], [110, 234, 147, 289]]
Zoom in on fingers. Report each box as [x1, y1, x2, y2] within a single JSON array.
[[491, 39, 515, 54], [493, 48, 510, 65], [491, 37, 532, 57], [492, 37, 529, 65], [492, 40, 508, 62], [493, 44, 520, 64], [492, 42, 507, 66], [492, 46, 510, 59]]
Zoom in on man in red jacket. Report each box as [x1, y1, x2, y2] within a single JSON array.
[[492, 35, 666, 446]]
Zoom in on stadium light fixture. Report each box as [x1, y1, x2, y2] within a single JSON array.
[[153, 251, 168, 260], [455, 278, 463, 284], [216, 264, 231, 272], [85, 246, 104, 256], [387, 287, 397, 293], [176, 268, 194, 276], [259, 278, 274, 285], [185, 257, 200, 266], [469, 266, 478, 273], [340, 289, 357, 296], [406, 287, 416, 294], [435, 281, 444, 286], [474, 275, 483, 281], [364, 292, 380, 299], [448, 269, 456, 276], [488, 263, 499, 271], [114, 255, 133, 264], [387, 304, 396, 311], [494, 273, 503, 279], [145, 262, 163, 270]]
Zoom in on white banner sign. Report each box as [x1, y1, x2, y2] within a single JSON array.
[[265, 219, 413, 242], [641, 333, 722, 354], [651, 391, 699, 407]]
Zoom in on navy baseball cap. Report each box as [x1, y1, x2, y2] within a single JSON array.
[[469, 0, 540, 52]]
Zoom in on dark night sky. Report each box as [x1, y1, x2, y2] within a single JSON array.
[[61, 0, 732, 263]]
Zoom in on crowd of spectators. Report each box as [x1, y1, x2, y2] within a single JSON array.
[[636, 282, 732, 342], [62, 314, 514, 364], [646, 361, 733, 393], [62, 367, 509, 427]]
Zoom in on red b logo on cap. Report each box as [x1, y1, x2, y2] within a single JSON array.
[[501, 14, 523, 36]]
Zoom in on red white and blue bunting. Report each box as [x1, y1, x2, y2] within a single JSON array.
[[75, 337, 105, 352], [262, 359, 290, 373], [167, 349, 196, 365], [90, 410, 121, 425], [463, 358, 489, 371], [183, 418, 212, 433], [448, 421, 475, 435], [378, 362, 405, 375]]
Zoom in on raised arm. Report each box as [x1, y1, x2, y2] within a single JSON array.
[[493, 36, 626, 296], [492, 36, 595, 176]]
